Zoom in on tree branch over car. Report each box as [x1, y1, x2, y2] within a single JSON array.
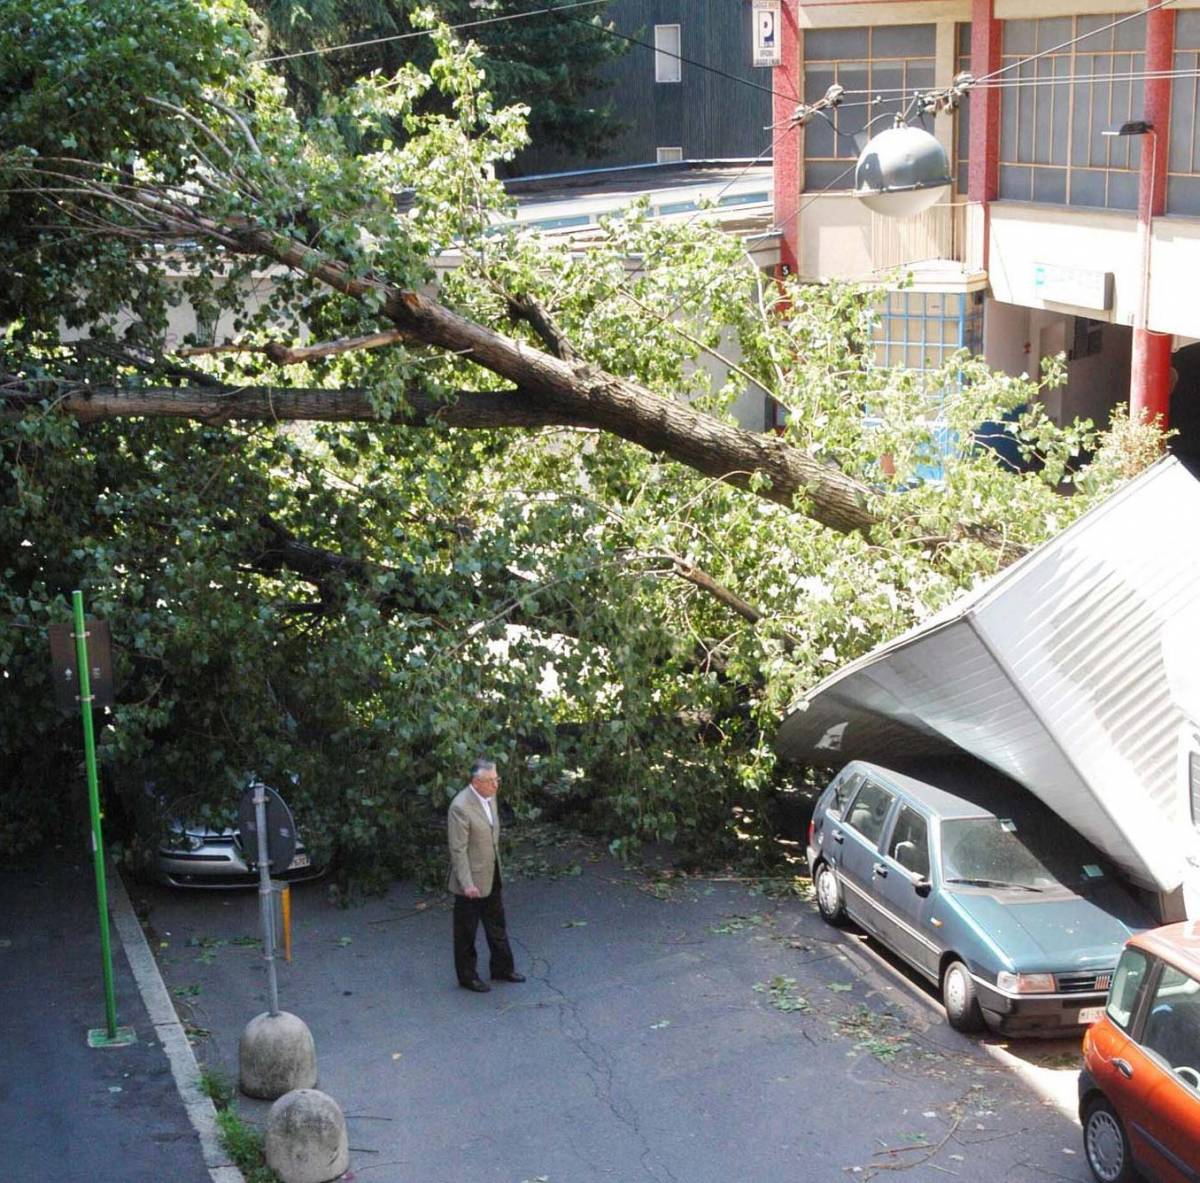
[[0, 1, 1160, 880], [3, 152, 879, 536]]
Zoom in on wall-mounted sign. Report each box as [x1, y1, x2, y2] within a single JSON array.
[[1033, 261, 1114, 312], [753, 0, 782, 68]]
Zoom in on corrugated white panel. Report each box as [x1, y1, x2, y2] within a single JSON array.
[[973, 460, 1200, 890], [777, 457, 1200, 894]]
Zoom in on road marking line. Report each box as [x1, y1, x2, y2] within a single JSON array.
[[108, 866, 247, 1183]]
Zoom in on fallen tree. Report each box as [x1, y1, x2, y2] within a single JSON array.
[[0, 2, 1158, 882]]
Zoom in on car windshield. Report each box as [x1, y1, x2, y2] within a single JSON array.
[[940, 815, 1108, 892]]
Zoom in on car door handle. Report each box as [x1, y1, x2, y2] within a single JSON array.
[[831, 830, 844, 844], [1112, 1058, 1133, 1079], [872, 862, 888, 878]]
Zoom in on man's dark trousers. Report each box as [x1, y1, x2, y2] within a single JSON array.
[[453, 871, 515, 984]]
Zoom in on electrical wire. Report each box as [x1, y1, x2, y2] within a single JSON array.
[[819, 0, 1187, 138], [978, 68, 1200, 88], [834, 67, 1200, 96], [255, 0, 802, 110], [555, 10, 799, 104], [255, 0, 611, 65], [834, 0, 1186, 105]]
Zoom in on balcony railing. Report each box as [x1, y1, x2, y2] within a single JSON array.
[[869, 202, 969, 274]]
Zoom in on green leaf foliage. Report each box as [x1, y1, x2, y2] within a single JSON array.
[[0, 1, 1168, 887]]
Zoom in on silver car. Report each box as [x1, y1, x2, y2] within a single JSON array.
[[126, 774, 323, 889], [153, 817, 320, 889]]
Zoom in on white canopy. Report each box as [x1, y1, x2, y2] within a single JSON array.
[[776, 457, 1200, 893]]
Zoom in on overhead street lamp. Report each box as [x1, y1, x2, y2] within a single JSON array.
[[790, 78, 966, 220], [853, 124, 952, 218]]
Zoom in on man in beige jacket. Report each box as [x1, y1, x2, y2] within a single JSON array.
[[448, 758, 524, 992]]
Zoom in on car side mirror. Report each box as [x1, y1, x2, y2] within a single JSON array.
[[914, 877, 932, 898]]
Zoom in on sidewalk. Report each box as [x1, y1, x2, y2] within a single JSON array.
[[0, 849, 224, 1183]]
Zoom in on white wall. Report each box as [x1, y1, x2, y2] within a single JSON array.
[[988, 203, 1200, 342], [983, 297, 1133, 427]]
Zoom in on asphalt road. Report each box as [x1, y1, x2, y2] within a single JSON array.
[[133, 834, 1094, 1183]]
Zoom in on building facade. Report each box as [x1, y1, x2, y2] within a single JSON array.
[[772, 0, 1200, 450], [516, 0, 773, 173]]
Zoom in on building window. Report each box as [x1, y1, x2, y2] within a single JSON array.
[[803, 25, 936, 191], [654, 25, 682, 83], [871, 291, 985, 480], [872, 290, 983, 371], [656, 146, 683, 164], [998, 15, 1144, 210], [1169, 11, 1200, 216]]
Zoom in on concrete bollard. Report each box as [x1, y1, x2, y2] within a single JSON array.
[[264, 1088, 349, 1183], [239, 1010, 317, 1100]]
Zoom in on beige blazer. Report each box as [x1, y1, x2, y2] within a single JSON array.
[[447, 786, 501, 897]]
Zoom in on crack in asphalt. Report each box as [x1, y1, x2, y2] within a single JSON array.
[[512, 933, 680, 1183]]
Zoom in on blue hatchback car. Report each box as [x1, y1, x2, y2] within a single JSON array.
[[807, 760, 1153, 1036]]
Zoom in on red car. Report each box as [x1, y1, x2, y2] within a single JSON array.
[[1080, 922, 1200, 1182]]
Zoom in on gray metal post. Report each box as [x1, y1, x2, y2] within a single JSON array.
[[254, 786, 280, 1017]]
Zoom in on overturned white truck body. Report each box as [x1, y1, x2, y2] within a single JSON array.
[[776, 456, 1200, 919]]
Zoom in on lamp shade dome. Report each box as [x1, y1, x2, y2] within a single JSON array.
[[854, 125, 952, 217]]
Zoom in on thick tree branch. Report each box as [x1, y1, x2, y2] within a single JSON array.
[[505, 294, 578, 363], [6, 170, 878, 535], [0, 379, 595, 429]]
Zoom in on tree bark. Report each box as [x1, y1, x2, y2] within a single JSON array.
[[4, 373, 878, 535], [5, 193, 881, 534]]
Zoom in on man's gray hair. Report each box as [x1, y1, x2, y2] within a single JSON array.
[[470, 758, 496, 779]]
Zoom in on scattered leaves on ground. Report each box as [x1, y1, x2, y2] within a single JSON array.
[[710, 913, 769, 935], [185, 935, 260, 964], [754, 976, 810, 1013], [835, 1006, 911, 1061]]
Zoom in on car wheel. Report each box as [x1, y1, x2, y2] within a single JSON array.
[[941, 960, 985, 1032], [1082, 1096, 1134, 1183], [814, 861, 845, 926]]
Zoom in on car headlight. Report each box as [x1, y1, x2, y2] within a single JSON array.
[[996, 971, 1056, 994], [165, 826, 204, 852]]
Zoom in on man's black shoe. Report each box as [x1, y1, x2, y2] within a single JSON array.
[[460, 978, 491, 993], [492, 971, 526, 983]]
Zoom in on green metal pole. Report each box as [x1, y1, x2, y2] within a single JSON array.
[[74, 590, 118, 1040]]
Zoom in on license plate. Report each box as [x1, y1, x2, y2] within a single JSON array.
[[288, 853, 311, 870], [1077, 1006, 1105, 1025]]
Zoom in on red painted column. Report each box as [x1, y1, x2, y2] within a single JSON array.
[[967, 0, 1000, 205], [968, 0, 1001, 271], [773, 0, 803, 276], [1130, 3, 1175, 426]]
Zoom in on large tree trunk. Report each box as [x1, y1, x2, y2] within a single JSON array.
[[4, 202, 880, 534], [10, 374, 877, 535]]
